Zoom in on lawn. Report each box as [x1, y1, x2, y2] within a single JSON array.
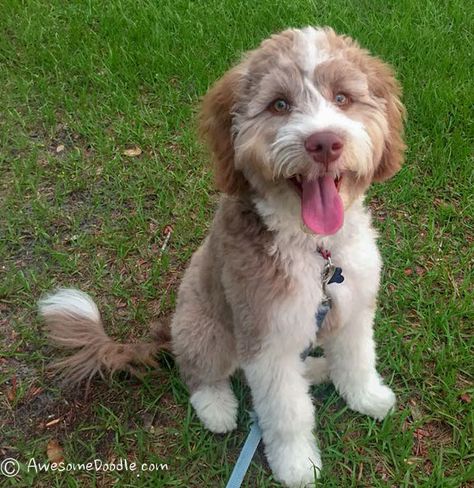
[[0, 0, 472, 486]]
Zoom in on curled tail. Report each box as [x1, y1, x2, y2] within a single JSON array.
[[38, 289, 170, 385]]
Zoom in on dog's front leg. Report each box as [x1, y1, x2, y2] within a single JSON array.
[[323, 303, 396, 421], [243, 349, 321, 487]]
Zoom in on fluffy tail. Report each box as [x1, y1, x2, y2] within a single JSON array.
[[38, 289, 170, 385]]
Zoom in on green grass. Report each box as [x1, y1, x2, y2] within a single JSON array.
[[0, 0, 473, 486]]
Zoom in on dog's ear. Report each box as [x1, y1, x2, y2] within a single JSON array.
[[368, 58, 406, 182], [199, 67, 248, 194]]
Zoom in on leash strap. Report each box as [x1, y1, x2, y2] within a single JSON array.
[[225, 413, 262, 488]]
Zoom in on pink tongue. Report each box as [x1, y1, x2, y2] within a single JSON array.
[[301, 175, 344, 235]]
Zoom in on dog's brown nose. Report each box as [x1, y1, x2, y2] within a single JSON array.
[[305, 131, 344, 163]]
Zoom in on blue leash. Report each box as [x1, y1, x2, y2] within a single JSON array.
[[225, 412, 262, 488]]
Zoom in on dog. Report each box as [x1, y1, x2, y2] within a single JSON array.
[[39, 26, 405, 487]]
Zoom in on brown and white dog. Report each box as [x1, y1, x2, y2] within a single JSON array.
[[39, 27, 405, 487]]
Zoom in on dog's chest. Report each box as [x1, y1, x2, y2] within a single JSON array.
[[269, 245, 326, 348], [286, 248, 325, 308]]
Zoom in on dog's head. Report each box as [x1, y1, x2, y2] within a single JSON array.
[[200, 27, 406, 235]]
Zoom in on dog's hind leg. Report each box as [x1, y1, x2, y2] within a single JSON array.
[[171, 283, 239, 434], [189, 379, 238, 433], [173, 314, 239, 433]]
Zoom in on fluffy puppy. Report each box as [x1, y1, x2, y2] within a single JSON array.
[[39, 27, 405, 487]]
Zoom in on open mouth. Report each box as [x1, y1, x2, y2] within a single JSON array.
[[290, 174, 342, 193], [289, 174, 344, 236]]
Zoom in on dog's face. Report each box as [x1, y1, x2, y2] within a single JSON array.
[[200, 27, 405, 235]]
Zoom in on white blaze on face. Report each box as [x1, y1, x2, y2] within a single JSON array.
[[296, 27, 331, 74]]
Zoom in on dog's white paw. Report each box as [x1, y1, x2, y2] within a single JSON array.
[[267, 438, 321, 487], [190, 383, 238, 433], [347, 382, 396, 421]]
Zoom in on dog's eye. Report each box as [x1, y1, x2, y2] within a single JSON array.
[[270, 98, 291, 114], [334, 93, 350, 106]]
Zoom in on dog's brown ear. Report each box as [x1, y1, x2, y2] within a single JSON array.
[[199, 67, 248, 194], [368, 58, 406, 182]]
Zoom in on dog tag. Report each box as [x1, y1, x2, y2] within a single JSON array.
[[322, 257, 344, 287], [327, 266, 344, 284]]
